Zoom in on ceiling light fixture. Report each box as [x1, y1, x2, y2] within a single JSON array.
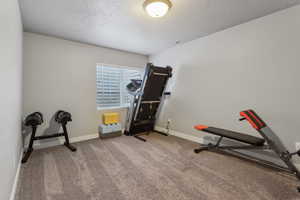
[[143, 0, 172, 18]]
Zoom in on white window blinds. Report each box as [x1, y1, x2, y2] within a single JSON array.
[[96, 65, 142, 108]]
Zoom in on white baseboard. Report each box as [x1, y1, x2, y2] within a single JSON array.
[[9, 152, 22, 200], [70, 133, 100, 143], [155, 126, 203, 143], [29, 133, 99, 150]]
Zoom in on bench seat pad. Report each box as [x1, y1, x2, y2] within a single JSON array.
[[195, 125, 265, 146]]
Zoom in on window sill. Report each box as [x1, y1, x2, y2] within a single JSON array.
[[97, 106, 129, 111]]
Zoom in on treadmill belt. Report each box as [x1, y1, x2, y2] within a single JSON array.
[[201, 127, 265, 146]]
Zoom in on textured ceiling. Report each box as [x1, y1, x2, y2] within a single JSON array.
[[19, 0, 300, 55]]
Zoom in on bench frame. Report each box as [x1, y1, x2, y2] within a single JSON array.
[[194, 109, 300, 191], [194, 136, 297, 174]]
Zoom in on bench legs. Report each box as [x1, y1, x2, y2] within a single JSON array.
[[194, 136, 223, 153], [62, 123, 77, 152], [22, 123, 76, 163], [194, 136, 300, 191], [22, 126, 37, 163]]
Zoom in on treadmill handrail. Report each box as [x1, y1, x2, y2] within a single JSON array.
[[153, 72, 169, 76]]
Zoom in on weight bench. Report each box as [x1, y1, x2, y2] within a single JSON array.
[[194, 109, 300, 191]]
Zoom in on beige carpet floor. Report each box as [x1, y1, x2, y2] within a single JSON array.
[[16, 134, 300, 200]]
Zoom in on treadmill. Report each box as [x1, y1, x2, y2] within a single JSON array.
[[124, 63, 172, 142]]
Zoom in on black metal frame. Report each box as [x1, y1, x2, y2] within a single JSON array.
[[194, 110, 300, 191], [22, 112, 77, 163], [133, 130, 169, 142], [124, 63, 172, 142], [194, 137, 299, 174]]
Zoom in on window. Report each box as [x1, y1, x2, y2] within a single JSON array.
[[96, 64, 142, 109]]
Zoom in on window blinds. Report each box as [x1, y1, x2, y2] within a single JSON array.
[[96, 65, 141, 108]]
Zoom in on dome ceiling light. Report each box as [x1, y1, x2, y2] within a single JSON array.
[[143, 0, 172, 18]]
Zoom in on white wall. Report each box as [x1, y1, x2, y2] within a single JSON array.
[[23, 33, 148, 141], [150, 5, 300, 154], [0, 0, 23, 199]]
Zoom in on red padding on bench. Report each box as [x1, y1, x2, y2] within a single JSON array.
[[194, 125, 209, 130], [248, 110, 265, 128], [240, 110, 267, 130], [240, 111, 259, 130]]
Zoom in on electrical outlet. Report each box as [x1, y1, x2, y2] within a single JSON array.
[[166, 119, 171, 132], [296, 142, 300, 150]]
